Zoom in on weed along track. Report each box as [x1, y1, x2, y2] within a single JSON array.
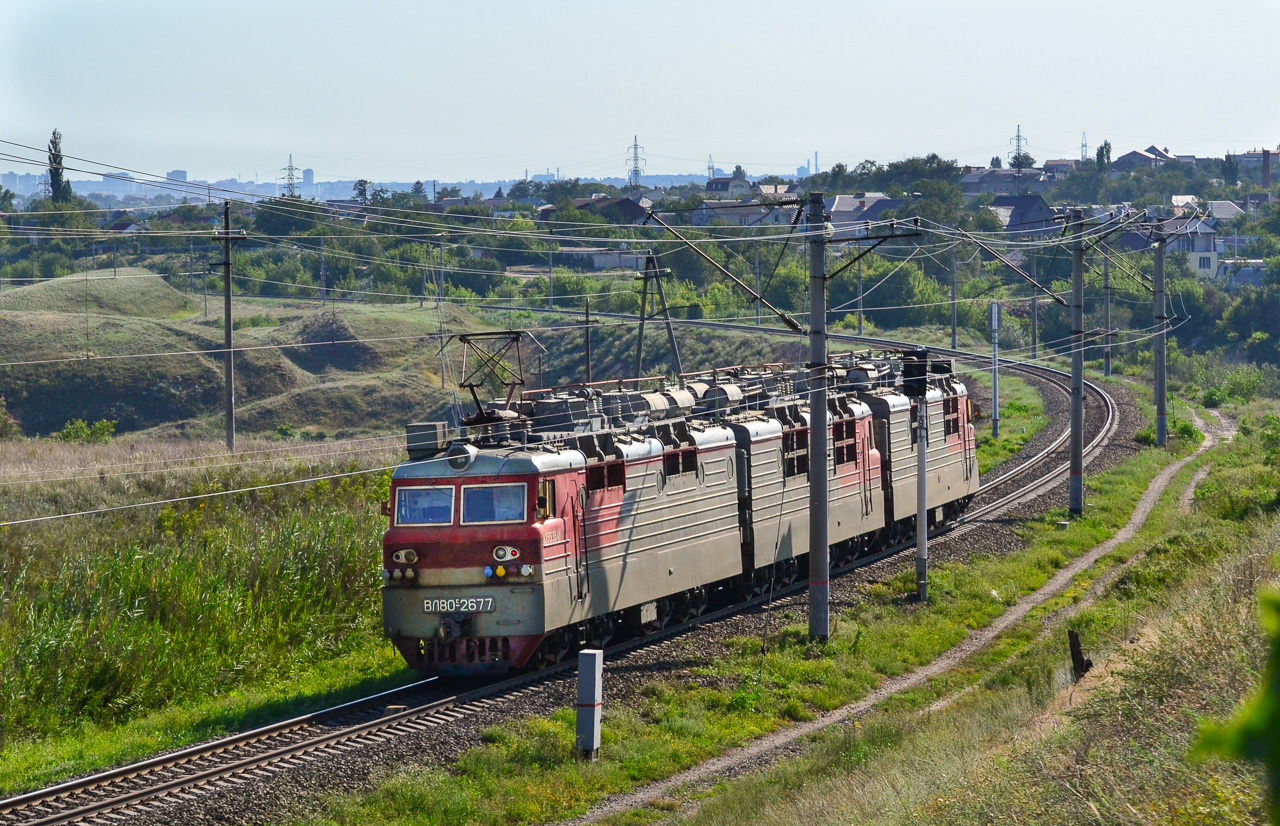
[[0, 347, 1121, 826]]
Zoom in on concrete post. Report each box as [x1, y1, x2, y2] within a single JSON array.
[[576, 649, 603, 760], [916, 400, 929, 602], [807, 190, 829, 641]]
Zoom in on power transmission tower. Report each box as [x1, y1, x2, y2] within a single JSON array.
[[634, 254, 682, 377], [626, 136, 645, 187], [1080, 132, 1089, 163], [1009, 125, 1027, 182], [280, 154, 300, 197], [706, 155, 715, 180]]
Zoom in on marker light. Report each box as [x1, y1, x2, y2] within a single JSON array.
[[495, 565, 506, 578], [404, 568, 415, 579], [392, 568, 403, 580], [520, 564, 533, 577], [483, 566, 495, 578]]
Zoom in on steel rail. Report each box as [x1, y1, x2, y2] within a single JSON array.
[[1, 318, 1118, 826]]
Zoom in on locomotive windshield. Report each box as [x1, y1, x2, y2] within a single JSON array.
[[395, 486, 454, 525], [461, 483, 527, 524]]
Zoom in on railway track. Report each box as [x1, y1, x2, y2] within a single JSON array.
[[0, 325, 1118, 826]]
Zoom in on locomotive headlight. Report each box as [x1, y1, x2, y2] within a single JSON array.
[[493, 545, 520, 562], [391, 548, 418, 565], [446, 443, 478, 472]]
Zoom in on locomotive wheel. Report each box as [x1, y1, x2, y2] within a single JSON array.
[[655, 596, 676, 628], [775, 557, 799, 587], [587, 616, 614, 648], [682, 587, 707, 621], [532, 633, 562, 669]]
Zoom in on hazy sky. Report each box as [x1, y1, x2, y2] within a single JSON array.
[[5, 0, 1279, 184]]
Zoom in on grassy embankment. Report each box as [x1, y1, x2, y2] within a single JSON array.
[[660, 403, 1277, 826], [0, 440, 408, 793], [288, 401, 1216, 826], [0, 298, 1044, 794]]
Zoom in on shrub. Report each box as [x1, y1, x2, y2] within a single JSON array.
[[57, 418, 116, 444], [0, 396, 20, 440]]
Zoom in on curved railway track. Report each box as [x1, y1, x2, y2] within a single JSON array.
[[0, 327, 1119, 826]]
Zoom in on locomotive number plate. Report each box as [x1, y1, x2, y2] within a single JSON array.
[[424, 597, 496, 614]]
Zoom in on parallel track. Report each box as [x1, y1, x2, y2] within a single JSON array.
[[0, 326, 1118, 826]]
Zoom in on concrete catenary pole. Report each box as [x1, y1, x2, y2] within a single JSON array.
[[950, 247, 958, 349], [1154, 236, 1167, 445], [1069, 208, 1085, 516], [990, 301, 1000, 438], [1028, 251, 1038, 361], [915, 399, 929, 602], [1103, 256, 1112, 377], [856, 254, 864, 336], [219, 200, 235, 452], [584, 298, 593, 383], [807, 190, 830, 641]]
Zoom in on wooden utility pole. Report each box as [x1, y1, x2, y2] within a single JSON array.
[[806, 190, 829, 641], [214, 201, 244, 452]]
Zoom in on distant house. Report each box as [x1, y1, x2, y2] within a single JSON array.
[[1042, 159, 1078, 176], [555, 245, 647, 271], [987, 194, 1056, 237], [757, 182, 804, 199], [704, 177, 755, 199], [826, 194, 904, 242], [691, 199, 773, 227], [1111, 145, 1178, 173], [1207, 200, 1244, 221], [1115, 216, 1219, 277], [960, 168, 1054, 198], [572, 197, 649, 224], [106, 220, 142, 234]]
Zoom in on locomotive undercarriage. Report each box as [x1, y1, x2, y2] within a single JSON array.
[[519, 494, 974, 671]]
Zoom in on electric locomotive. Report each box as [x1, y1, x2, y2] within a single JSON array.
[[380, 349, 978, 675]]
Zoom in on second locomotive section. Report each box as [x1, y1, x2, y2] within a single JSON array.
[[381, 350, 979, 676]]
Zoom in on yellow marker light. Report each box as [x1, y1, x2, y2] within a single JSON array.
[[495, 565, 506, 578]]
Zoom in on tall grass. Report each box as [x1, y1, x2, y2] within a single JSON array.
[[0, 441, 396, 743]]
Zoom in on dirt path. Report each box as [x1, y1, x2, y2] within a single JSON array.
[[559, 410, 1229, 825]]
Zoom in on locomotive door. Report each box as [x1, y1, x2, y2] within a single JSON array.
[[572, 484, 590, 601]]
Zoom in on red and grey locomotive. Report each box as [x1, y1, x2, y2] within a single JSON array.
[[380, 348, 978, 675]]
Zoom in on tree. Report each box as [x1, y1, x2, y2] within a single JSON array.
[[493, 186, 504, 198], [47, 129, 73, 204], [436, 185, 461, 201], [1223, 153, 1240, 186], [0, 186, 14, 212], [253, 196, 315, 236], [411, 180, 426, 198], [1096, 140, 1112, 169], [1009, 151, 1037, 170], [990, 156, 1003, 169], [731, 164, 748, 180], [352, 179, 370, 205]]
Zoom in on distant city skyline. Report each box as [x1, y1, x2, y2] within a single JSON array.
[[4, 1, 1279, 186]]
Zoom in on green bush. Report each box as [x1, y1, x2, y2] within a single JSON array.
[[57, 418, 116, 444], [0, 396, 20, 440]]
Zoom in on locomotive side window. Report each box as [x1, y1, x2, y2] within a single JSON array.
[[537, 479, 555, 519], [461, 483, 528, 524], [395, 486, 454, 526], [586, 465, 606, 492], [607, 462, 626, 488]]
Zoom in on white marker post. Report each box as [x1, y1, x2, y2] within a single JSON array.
[[576, 649, 603, 761]]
